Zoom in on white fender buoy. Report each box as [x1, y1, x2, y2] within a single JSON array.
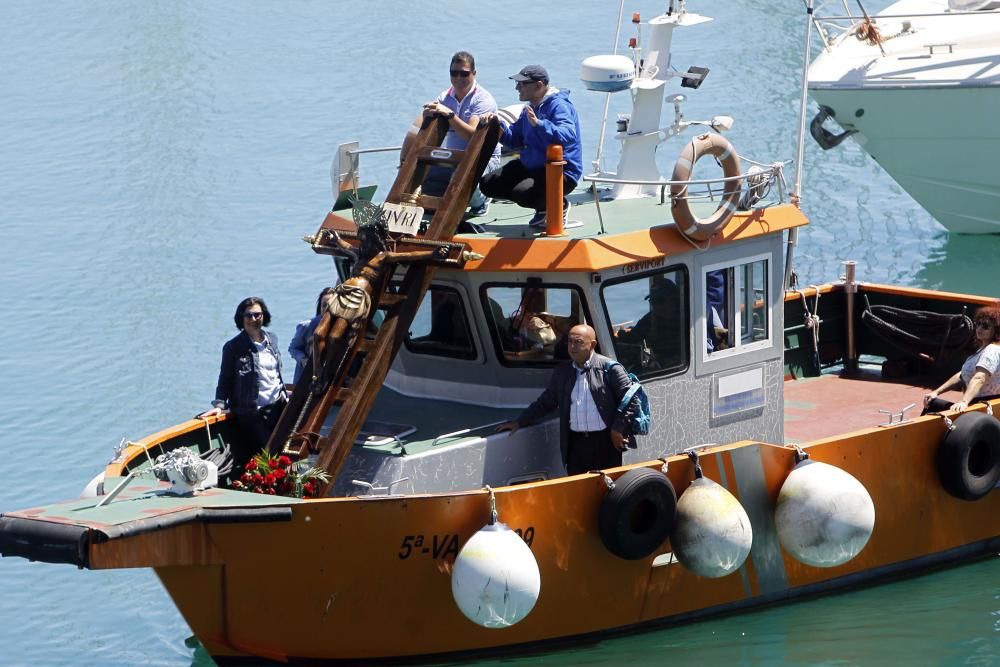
[[775, 459, 875, 568], [80, 471, 105, 498], [670, 476, 753, 578], [451, 523, 540, 628]]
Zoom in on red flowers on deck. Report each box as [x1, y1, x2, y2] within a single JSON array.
[[230, 450, 330, 498]]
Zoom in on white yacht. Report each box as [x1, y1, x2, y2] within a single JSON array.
[[808, 0, 1000, 234]]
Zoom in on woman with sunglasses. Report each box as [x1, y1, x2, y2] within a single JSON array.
[[201, 297, 288, 473], [924, 305, 1000, 413]]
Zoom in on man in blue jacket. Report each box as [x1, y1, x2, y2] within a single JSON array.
[[481, 65, 582, 227]]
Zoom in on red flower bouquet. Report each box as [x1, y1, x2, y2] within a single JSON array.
[[230, 451, 330, 498]]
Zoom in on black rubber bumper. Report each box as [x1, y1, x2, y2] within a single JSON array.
[[0, 516, 91, 568], [0, 505, 293, 569]]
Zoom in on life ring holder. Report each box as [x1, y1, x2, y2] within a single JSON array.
[[598, 467, 677, 560], [935, 409, 1000, 501], [670, 133, 742, 242]]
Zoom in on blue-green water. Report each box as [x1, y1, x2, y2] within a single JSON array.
[[3, 1, 1000, 665]]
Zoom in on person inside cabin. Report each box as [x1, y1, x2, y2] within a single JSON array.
[[510, 287, 557, 352], [479, 65, 582, 227], [400, 51, 501, 217], [288, 286, 337, 385], [706, 269, 729, 352], [618, 276, 683, 370], [421, 290, 472, 349], [923, 304, 1000, 414], [500, 286, 573, 360], [495, 324, 638, 475], [200, 297, 288, 475]]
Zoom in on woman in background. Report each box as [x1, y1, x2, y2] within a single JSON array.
[[288, 286, 336, 384]]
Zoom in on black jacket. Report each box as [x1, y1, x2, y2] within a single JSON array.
[[214, 330, 284, 416], [516, 352, 637, 464]]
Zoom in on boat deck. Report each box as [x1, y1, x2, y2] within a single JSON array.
[[454, 188, 704, 240], [349, 366, 960, 455], [783, 366, 953, 445]]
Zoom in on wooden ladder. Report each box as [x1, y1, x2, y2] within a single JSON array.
[[266, 115, 501, 495]]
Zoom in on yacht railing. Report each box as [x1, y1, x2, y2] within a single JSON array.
[[810, 0, 1000, 52]]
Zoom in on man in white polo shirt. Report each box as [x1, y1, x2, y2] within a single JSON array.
[[496, 324, 638, 475], [402, 51, 500, 217]]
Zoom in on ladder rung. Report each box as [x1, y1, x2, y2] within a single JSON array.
[[414, 146, 465, 167], [389, 193, 443, 212], [378, 293, 405, 307], [415, 194, 443, 211]]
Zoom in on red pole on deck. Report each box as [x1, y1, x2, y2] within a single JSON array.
[[545, 144, 565, 237]]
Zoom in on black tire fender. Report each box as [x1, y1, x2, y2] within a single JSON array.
[[598, 467, 677, 560], [936, 411, 1000, 501]]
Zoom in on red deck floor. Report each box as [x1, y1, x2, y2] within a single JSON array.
[[782, 369, 960, 444]]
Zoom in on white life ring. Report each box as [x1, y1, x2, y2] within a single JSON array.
[[670, 133, 742, 241]]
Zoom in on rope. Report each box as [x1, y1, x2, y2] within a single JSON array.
[[202, 443, 233, 478], [796, 286, 822, 370], [861, 297, 973, 362]]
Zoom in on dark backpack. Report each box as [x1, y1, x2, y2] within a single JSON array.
[[608, 362, 652, 436]]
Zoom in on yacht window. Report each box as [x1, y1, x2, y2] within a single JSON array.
[[404, 286, 476, 359], [705, 255, 770, 356], [602, 267, 689, 378], [482, 283, 589, 365]]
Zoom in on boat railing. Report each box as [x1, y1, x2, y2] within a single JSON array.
[[581, 158, 789, 233], [810, 1, 1000, 53], [334, 142, 791, 230]]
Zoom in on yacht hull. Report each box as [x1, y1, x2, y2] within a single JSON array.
[[809, 85, 1000, 234], [807, 0, 1000, 233]]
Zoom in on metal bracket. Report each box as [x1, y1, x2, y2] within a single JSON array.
[[486, 485, 498, 524], [658, 457, 669, 475], [351, 476, 411, 497], [878, 403, 916, 427], [809, 105, 857, 151], [785, 443, 810, 463], [598, 472, 615, 490], [940, 413, 955, 431], [110, 436, 128, 464]]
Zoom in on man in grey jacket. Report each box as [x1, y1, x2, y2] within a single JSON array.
[[497, 324, 637, 474]]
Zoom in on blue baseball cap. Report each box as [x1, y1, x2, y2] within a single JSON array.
[[510, 65, 549, 84]]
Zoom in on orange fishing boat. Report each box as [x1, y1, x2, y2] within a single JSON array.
[[2, 2, 999, 664]]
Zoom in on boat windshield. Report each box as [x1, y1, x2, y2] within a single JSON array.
[[481, 283, 590, 365], [404, 285, 477, 359], [603, 266, 690, 378]]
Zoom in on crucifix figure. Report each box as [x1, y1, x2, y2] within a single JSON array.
[[309, 220, 451, 391], [279, 200, 471, 456]]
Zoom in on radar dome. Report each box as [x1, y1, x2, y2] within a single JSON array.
[[580, 55, 635, 93]]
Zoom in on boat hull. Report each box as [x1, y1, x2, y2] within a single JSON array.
[[106, 415, 1000, 663], [809, 85, 1000, 234]]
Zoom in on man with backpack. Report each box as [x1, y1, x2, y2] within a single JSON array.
[[496, 324, 645, 475]]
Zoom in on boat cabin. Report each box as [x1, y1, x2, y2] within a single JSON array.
[[315, 195, 808, 496]]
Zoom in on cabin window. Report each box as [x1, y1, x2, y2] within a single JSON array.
[[481, 283, 590, 365], [403, 286, 476, 359], [704, 255, 770, 356], [602, 266, 689, 378]]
